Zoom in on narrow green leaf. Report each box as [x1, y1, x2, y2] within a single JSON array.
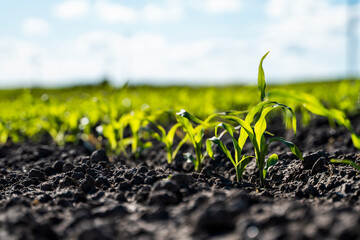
[[269, 137, 303, 160], [268, 90, 328, 116], [238, 101, 276, 149], [264, 153, 278, 177], [236, 155, 253, 167], [266, 153, 278, 169], [265, 130, 274, 136], [330, 159, 360, 171], [269, 90, 360, 150], [209, 136, 236, 167], [166, 123, 181, 145], [254, 106, 274, 146], [206, 139, 214, 159], [151, 131, 162, 142], [258, 51, 270, 102], [215, 122, 241, 163], [222, 115, 254, 143], [176, 115, 196, 144], [141, 141, 152, 149], [235, 155, 253, 180], [218, 123, 234, 137], [254, 103, 296, 146], [351, 133, 360, 149], [195, 128, 204, 144], [172, 135, 188, 160], [154, 123, 166, 138], [176, 109, 208, 127], [218, 110, 249, 116], [203, 112, 221, 124]]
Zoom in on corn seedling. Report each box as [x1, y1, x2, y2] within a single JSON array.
[[103, 110, 156, 158], [103, 113, 133, 155], [206, 122, 253, 182], [176, 109, 221, 172], [207, 52, 303, 185], [207, 102, 303, 185], [146, 121, 187, 164], [330, 159, 360, 172], [268, 88, 360, 150]]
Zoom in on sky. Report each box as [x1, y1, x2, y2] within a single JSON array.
[[0, 0, 358, 87]]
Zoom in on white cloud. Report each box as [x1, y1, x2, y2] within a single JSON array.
[[70, 32, 251, 82], [0, 1, 356, 87], [94, 1, 138, 23], [0, 32, 257, 86], [53, 0, 89, 20], [261, 0, 349, 79], [0, 38, 43, 85], [21, 18, 50, 36], [94, 0, 184, 24], [142, 0, 184, 23], [190, 0, 242, 15]]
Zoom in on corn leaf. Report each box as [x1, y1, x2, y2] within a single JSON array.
[[215, 122, 242, 164], [236, 155, 252, 170], [166, 123, 181, 145], [222, 115, 255, 150], [206, 138, 215, 159], [238, 101, 277, 149], [258, 51, 270, 102], [269, 137, 303, 160], [263, 153, 278, 177], [351, 134, 360, 149], [254, 103, 296, 147], [176, 115, 196, 143], [330, 159, 360, 171], [195, 128, 204, 144], [208, 136, 235, 166], [176, 109, 208, 127], [172, 135, 188, 160], [269, 90, 360, 149]]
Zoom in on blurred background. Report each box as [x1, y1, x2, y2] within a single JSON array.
[[0, 0, 358, 88]]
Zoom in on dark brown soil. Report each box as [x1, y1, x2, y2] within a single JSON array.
[[0, 115, 360, 240]]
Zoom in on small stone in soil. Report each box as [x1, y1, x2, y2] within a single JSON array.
[[148, 190, 179, 205], [90, 149, 109, 164], [59, 176, 79, 188], [28, 169, 46, 180], [153, 180, 180, 194], [311, 157, 327, 175], [52, 160, 65, 173], [63, 162, 74, 172], [80, 174, 97, 194]]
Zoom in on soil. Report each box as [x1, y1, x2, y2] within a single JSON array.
[[0, 115, 360, 240]]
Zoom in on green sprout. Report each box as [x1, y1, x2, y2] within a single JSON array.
[[176, 109, 220, 172], [208, 102, 303, 185], [103, 113, 133, 155], [147, 122, 187, 164], [258, 51, 269, 102], [206, 122, 253, 182], [330, 159, 360, 172], [207, 52, 303, 186], [103, 110, 155, 158], [268, 87, 360, 150]]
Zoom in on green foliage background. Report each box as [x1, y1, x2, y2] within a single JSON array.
[[0, 79, 359, 145]]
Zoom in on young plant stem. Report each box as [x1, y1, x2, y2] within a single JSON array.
[[166, 151, 172, 164], [195, 142, 202, 171], [235, 164, 242, 182], [256, 151, 265, 187]]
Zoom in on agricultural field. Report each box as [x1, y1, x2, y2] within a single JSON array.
[[1, 60, 360, 239]]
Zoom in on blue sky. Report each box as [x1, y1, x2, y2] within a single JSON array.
[[0, 0, 357, 87]]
